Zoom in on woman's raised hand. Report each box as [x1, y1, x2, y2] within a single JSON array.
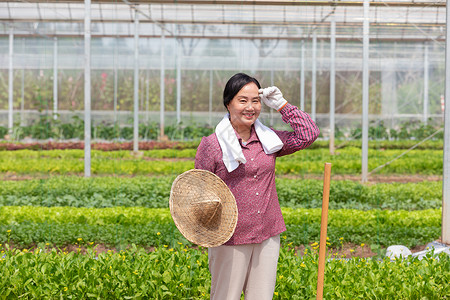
[[258, 86, 288, 111]]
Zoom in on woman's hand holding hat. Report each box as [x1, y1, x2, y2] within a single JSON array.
[[259, 86, 288, 111]]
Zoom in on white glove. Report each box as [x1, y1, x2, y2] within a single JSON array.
[[259, 86, 288, 111]]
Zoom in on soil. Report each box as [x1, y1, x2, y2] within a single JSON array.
[[0, 173, 443, 183], [4, 242, 440, 259], [4, 242, 154, 256], [292, 243, 426, 259], [142, 157, 193, 162], [280, 173, 442, 184]]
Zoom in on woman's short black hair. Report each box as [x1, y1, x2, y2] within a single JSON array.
[[223, 73, 261, 109]]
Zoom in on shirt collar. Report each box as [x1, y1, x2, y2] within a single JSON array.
[[235, 125, 260, 147]]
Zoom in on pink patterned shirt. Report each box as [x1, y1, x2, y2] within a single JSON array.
[[194, 103, 320, 245]]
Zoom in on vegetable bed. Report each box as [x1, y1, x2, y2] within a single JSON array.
[[0, 176, 442, 210], [0, 147, 443, 175], [0, 207, 441, 249], [0, 244, 448, 299]]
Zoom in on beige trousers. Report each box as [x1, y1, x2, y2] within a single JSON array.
[[208, 235, 281, 300]]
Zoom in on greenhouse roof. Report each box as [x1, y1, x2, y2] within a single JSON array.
[[0, 0, 445, 5], [0, 0, 446, 41]]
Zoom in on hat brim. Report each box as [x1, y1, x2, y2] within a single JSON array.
[[169, 169, 238, 247]]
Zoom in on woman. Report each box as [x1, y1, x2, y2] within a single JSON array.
[[195, 73, 319, 300]]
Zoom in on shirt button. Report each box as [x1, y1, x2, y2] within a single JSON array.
[[251, 158, 254, 161], [256, 192, 259, 196], [257, 210, 261, 214], [254, 175, 257, 178]]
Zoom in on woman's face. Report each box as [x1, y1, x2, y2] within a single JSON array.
[[226, 82, 261, 130]]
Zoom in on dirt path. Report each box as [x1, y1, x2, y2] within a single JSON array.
[[0, 173, 443, 183], [280, 174, 442, 184], [4, 242, 436, 259]]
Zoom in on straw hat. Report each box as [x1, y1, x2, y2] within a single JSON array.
[[169, 169, 238, 247]]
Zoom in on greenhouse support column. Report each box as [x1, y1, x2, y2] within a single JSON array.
[[113, 38, 118, 123], [312, 33, 317, 121], [176, 37, 181, 124], [209, 70, 213, 126], [133, 9, 140, 152], [146, 70, 150, 123], [329, 19, 336, 155], [361, 0, 370, 183], [8, 27, 13, 134], [270, 70, 274, 126], [442, 0, 450, 245], [53, 37, 58, 120], [160, 26, 165, 139], [140, 76, 144, 112], [20, 69, 24, 126], [423, 43, 429, 124], [300, 40, 305, 111], [84, 0, 92, 177], [20, 38, 25, 126]]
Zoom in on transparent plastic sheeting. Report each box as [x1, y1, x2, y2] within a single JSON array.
[[0, 0, 446, 129], [0, 37, 445, 128], [0, 36, 444, 72], [0, 2, 446, 39]]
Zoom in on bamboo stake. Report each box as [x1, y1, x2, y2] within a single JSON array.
[[316, 162, 332, 300]]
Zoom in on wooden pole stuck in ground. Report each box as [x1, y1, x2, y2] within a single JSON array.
[[316, 162, 332, 300]]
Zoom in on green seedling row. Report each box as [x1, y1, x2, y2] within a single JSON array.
[[0, 176, 442, 210], [0, 244, 448, 299], [0, 207, 441, 248], [0, 147, 443, 175]]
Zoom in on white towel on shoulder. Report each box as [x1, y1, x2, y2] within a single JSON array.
[[215, 114, 284, 172]]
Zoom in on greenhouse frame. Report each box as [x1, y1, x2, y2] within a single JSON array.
[[0, 0, 449, 246]]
